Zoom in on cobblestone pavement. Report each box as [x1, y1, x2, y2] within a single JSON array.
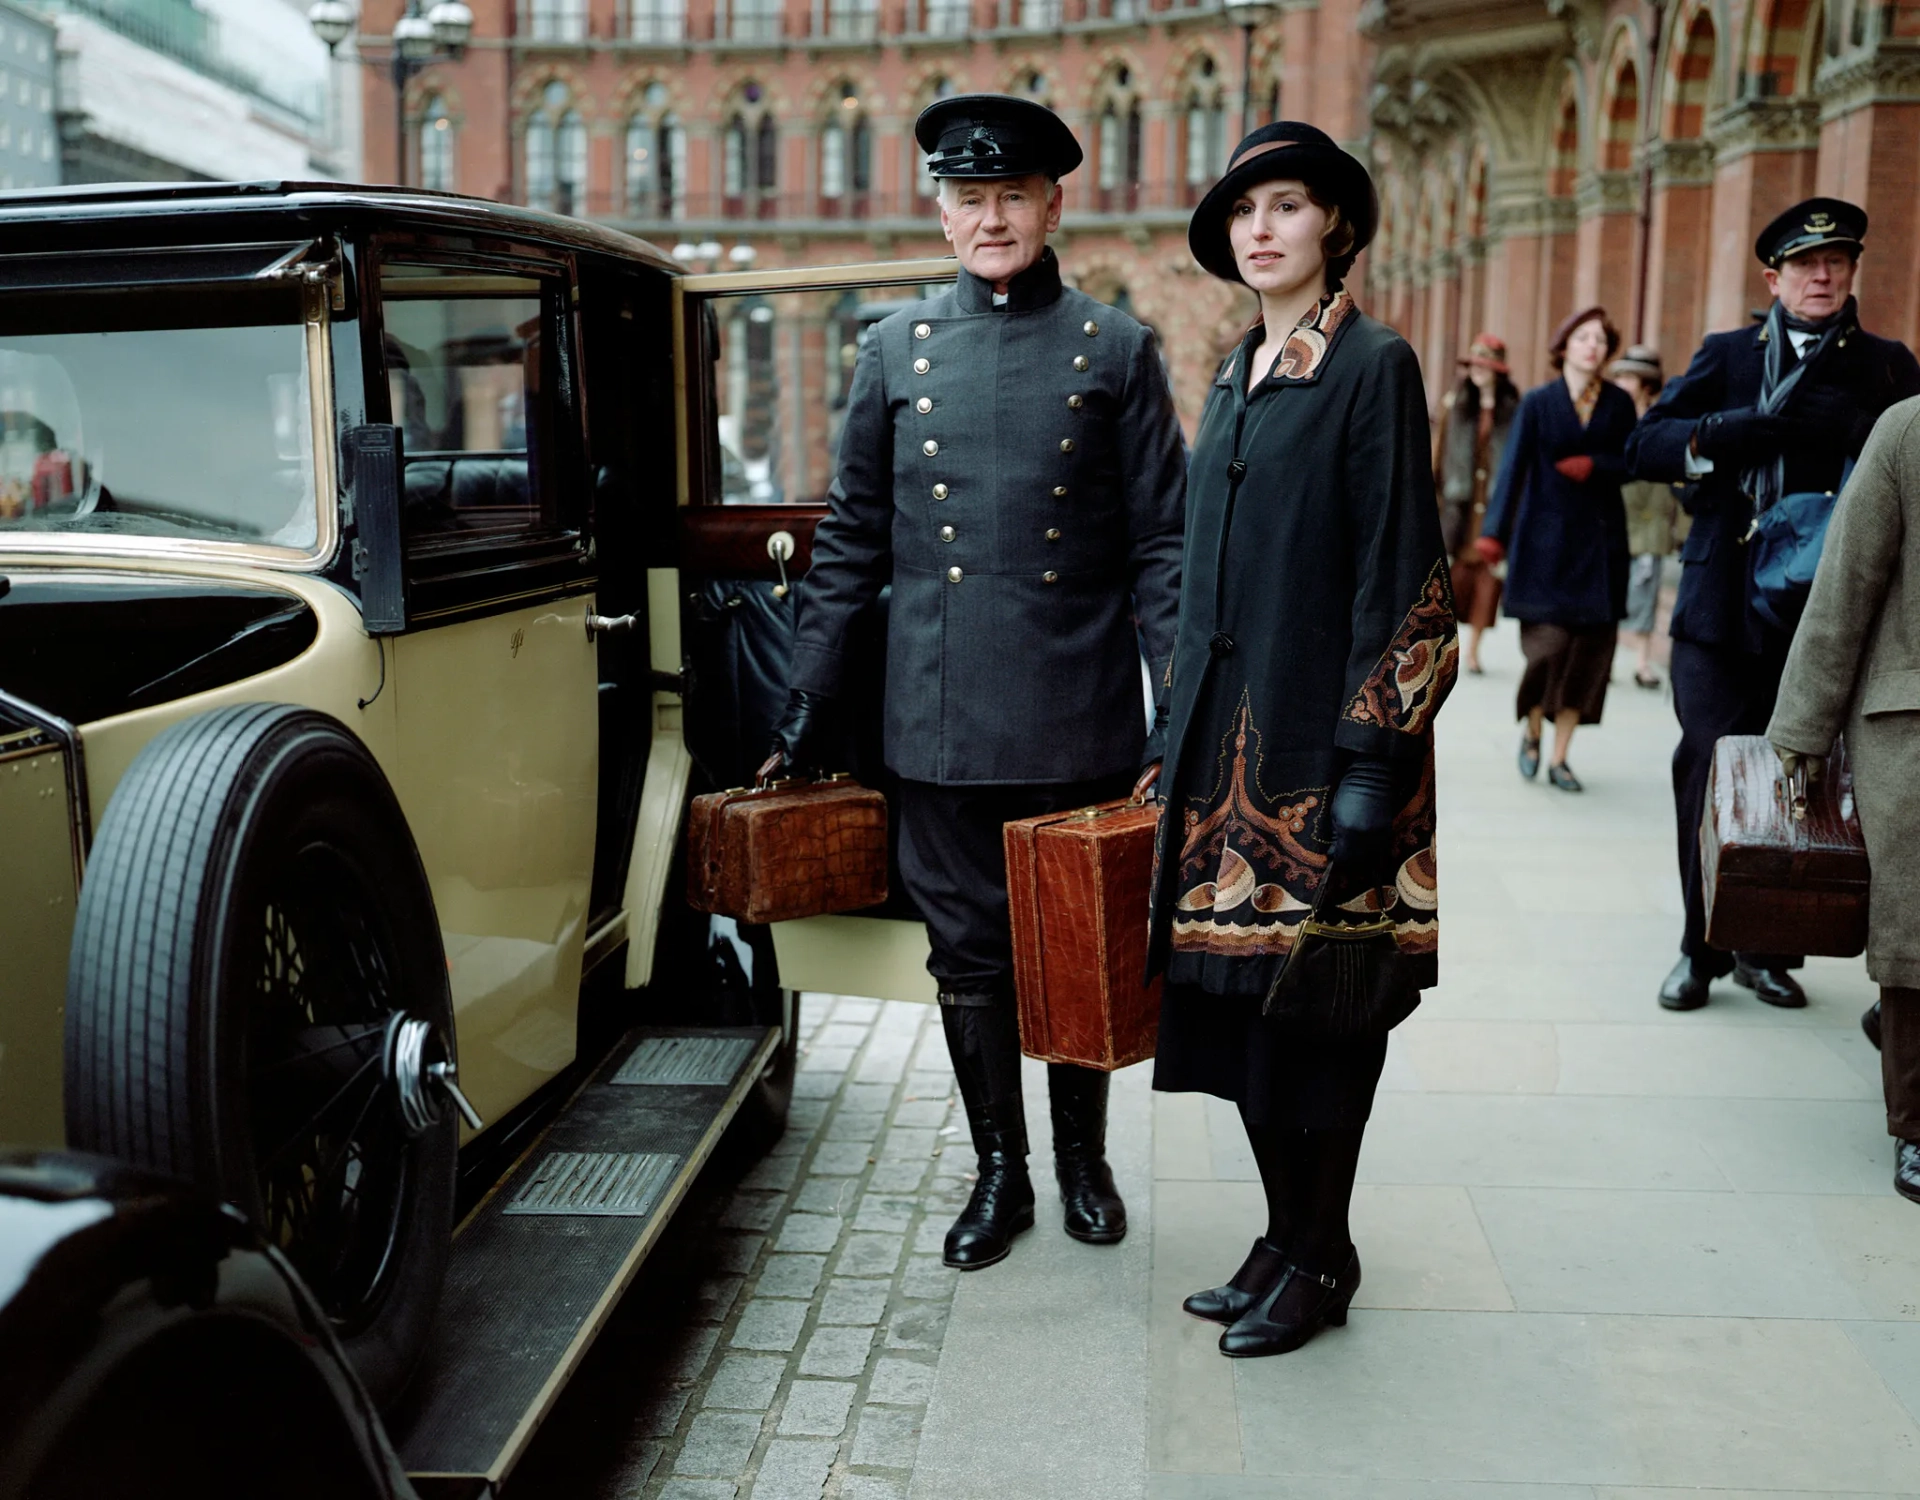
[[511, 992, 968, 1500]]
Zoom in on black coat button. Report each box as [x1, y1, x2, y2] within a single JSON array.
[[1209, 632, 1234, 657], [1227, 459, 1247, 482]]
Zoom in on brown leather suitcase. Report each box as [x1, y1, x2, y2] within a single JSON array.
[[687, 773, 888, 926], [1004, 778, 1162, 1071], [1701, 734, 1869, 958]]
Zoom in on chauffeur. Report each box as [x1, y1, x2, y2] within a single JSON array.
[[769, 95, 1187, 1270], [1626, 198, 1920, 1013]]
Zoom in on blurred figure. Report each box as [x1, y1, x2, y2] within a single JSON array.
[[1609, 345, 1680, 690], [1477, 307, 1633, 792], [1767, 397, 1920, 1203], [1434, 333, 1519, 675]]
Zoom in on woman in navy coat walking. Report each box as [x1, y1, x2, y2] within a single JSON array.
[[1477, 306, 1634, 790]]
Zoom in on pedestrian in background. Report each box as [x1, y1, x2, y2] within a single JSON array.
[[1148, 122, 1455, 1358], [1476, 306, 1633, 792], [1434, 333, 1519, 675], [1609, 344, 1680, 691], [1625, 197, 1920, 1013], [1767, 396, 1920, 1204]]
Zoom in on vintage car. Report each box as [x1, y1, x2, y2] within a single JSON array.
[[0, 182, 951, 1485]]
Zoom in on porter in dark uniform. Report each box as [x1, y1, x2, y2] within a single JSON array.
[[1626, 198, 1920, 1012], [771, 96, 1187, 1269]]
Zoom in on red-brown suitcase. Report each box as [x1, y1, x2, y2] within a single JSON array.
[[1003, 778, 1162, 1071], [687, 773, 888, 926], [1701, 734, 1869, 958]]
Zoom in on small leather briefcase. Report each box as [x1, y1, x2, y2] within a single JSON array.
[[1003, 771, 1162, 1071], [1701, 734, 1868, 958], [688, 770, 888, 926]]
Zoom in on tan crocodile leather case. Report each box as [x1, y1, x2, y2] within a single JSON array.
[[687, 776, 889, 926]]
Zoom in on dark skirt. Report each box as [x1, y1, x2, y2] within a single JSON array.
[[1151, 981, 1391, 1130], [1516, 621, 1617, 725]]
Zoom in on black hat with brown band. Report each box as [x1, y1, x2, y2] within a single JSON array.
[[1187, 121, 1378, 286]]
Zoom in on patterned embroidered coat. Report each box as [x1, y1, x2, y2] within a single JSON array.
[[1145, 294, 1458, 1001]]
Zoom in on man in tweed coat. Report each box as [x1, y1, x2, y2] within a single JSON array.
[[770, 95, 1187, 1270]]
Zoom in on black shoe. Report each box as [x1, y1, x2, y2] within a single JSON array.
[[1659, 955, 1709, 1011], [1183, 1237, 1288, 1325], [1219, 1246, 1360, 1358], [1732, 958, 1807, 1008], [944, 1150, 1036, 1269], [1897, 1141, 1920, 1206], [1863, 1000, 1883, 1051], [1518, 732, 1541, 780], [1049, 1063, 1127, 1244], [1547, 762, 1583, 792]]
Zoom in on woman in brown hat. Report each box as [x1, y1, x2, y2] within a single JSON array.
[[1146, 121, 1456, 1358], [1476, 306, 1634, 791], [1433, 333, 1521, 674]]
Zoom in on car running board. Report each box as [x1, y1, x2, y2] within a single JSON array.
[[395, 1023, 780, 1497]]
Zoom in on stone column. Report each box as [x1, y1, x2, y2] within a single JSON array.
[[1573, 168, 1641, 333], [1704, 99, 1821, 335], [1816, 44, 1920, 347], [1642, 137, 1716, 363]]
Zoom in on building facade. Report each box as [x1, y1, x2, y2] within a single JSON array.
[[357, 0, 1920, 426], [0, 2, 58, 192]]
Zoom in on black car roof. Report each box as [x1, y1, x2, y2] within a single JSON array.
[[0, 180, 682, 275]]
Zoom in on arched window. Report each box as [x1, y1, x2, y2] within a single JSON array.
[[723, 84, 779, 219], [1093, 66, 1142, 212], [820, 84, 873, 217], [527, 0, 587, 42], [1181, 57, 1225, 205], [525, 80, 588, 216], [418, 93, 454, 192], [626, 84, 685, 220]]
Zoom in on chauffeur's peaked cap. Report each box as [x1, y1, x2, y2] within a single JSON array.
[[914, 94, 1083, 181], [1756, 196, 1867, 267]]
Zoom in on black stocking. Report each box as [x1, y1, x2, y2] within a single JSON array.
[[1292, 1126, 1365, 1274], [1238, 1106, 1306, 1248]]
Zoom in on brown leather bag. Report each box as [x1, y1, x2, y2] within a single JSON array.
[[687, 766, 888, 926], [1701, 734, 1869, 957], [1003, 770, 1162, 1071]]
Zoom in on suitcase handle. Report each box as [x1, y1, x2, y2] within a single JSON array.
[[1130, 764, 1161, 806], [1787, 763, 1809, 823]]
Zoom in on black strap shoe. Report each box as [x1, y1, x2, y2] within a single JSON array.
[[1863, 1000, 1883, 1051], [944, 1146, 1036, 1269], [1547, 762, 1583, 792], [1732, 958, 1807, 1008], [1897, 1141, 1920, 1206], [1658, 954, 1709, 1011], [1219, 1246, 1360, 1358], [1518, 732, 1541, 780], [1049, 1063, 1127, 1244], [1183, 1237, 1288, 1324]]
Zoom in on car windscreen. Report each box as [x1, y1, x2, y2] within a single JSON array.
[[0, 286, 319, 552]]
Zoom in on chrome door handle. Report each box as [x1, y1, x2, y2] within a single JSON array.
[[768, 530, 795, 599], [586, 612, 639, 640]]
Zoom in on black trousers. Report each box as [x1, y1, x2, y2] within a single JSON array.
[[1885, 988, 1920, 1141], [896, 773, 1136, 993], [1669, 636, 1799, 975]]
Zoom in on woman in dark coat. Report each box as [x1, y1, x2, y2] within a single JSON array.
[[1145, 122, 1457, 1358], [1434, 333, 1521, 674], [1476, 306, 1633, 792]]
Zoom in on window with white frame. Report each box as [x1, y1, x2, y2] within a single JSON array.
[[630, 0, 686, 41], [820, 85, 872, 210], [525, 0, 587, 42], [827, 0, 878, 39], [626, 85, 686, 218], [922, 0, 969, 35], [419, 93, 455, 190], [730, 0, 782, 42], [1183, 58, 1225, 194], [1094, 66, 1141, 209], [526, 80, 588, 215], [1018, 0, 1060, 28]]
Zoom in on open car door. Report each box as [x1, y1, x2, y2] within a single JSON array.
[[671, 257, 958, 1004]]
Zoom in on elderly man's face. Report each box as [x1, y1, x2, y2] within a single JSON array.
[[940, 174, 1062, 291], [1765, 246, 1857, 322]]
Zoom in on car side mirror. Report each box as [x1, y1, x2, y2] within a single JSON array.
[[343, 424, 408, 636]]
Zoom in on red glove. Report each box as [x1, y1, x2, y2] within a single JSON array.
[[1474, 535, 1505, 566], [1554, 455, 1595, 483]]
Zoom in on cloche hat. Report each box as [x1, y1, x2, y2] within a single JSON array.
[[1187, 121, 1377, 285]]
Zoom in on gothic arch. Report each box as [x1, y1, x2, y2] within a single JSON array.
[[509, 63, 595, 131], [1744, 0, 1823, 95], [1545, 64, 1585, 197], [1662, 1, 1723, 138], [1597, 27, 1644, 171]]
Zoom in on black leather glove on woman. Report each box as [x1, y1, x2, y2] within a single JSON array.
[[1694, 406, 1794, 464], [767, 688, 839, 780], [1328, 756, 1398, 892]]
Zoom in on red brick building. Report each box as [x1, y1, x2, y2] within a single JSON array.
[[359, 0, 1920, 423]]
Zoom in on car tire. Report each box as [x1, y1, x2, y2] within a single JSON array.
[[65, 703, 457, 1412]]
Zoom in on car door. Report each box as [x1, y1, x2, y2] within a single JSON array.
[[372, 245, 600, 1128], [672, 258, 956, 1004]]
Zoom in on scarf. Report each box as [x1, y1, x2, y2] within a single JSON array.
[[1743, 295, 1857, 513]]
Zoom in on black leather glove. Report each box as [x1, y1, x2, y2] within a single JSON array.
[[1328, 756, 1398, 890], [1693, 406, 1793, 465], [767, 688, 839, 781]]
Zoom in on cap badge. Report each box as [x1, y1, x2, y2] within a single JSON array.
[[1805, 211, 1835, 232], [966, 127, 1001, 157]]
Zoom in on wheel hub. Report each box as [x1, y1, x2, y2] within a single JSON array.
[[383, 1015, 484, 1136]]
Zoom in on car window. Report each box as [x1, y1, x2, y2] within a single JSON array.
[[378, 265, 574, 546]]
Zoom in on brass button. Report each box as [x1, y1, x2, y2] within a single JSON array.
[[1046, 528, 1061, 541], [914, 323, 931, 339], [939, 525, 956, 542], [1083, 320, 1099, 337], [932, 482, 949, 500], [1067, 394, 1083, 410], [1074, 355, 1089, 371], [948, 565, 963, 583], [1059, 438, 1074, 453], [923, 439, 939, 456], [914, 357, 931, 374], [1043, 570, 1059, 583], [1052, 486, 1067, 497], [917, 397, 933, 414]]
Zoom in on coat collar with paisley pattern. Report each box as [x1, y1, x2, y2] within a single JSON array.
[[1213, 289, 1359, 392]]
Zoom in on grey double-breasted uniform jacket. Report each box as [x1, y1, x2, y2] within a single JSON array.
[[790, 249, 1187, 785]]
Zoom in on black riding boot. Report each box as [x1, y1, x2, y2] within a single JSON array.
[[940, 994, 1035, 1270], [1048, 1063, 1127, 1244]]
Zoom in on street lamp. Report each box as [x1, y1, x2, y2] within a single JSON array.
[[308, 2, 474, 186], [1223, 0, 1278, 143]]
